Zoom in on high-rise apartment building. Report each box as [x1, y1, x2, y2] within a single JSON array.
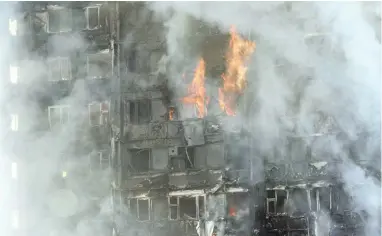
[[3, 2, 380, 236]]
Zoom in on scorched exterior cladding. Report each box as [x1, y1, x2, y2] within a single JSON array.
[[4, 2, 381, 236]]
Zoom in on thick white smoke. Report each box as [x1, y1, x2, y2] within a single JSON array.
[[149, 1, 381, 235], [0, 3, 113, 236]]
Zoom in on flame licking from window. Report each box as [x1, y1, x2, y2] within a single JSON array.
[[168, 107, 175, 121], [182, 58, 209, 118], [219, 26, 256, 116]]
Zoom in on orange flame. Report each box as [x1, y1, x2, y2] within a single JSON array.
[[182, 58, 209, 118], [219, 26, 256, 116], [169, 107, 175, 121]]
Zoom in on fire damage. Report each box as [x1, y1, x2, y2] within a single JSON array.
[[6, 2, 381, 236]]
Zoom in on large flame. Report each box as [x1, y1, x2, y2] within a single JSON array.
[[219, 26, 256, 116], [182, 58, 209, 118]]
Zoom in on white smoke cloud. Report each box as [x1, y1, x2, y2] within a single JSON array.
[[0, 3, 114, 236], [149, 1, 381, 235]]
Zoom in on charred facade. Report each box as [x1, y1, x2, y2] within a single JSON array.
[[4, 2, 380, 236]]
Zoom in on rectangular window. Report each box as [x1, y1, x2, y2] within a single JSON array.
[[10, 65, 19, 84], [89, 150, 110, 172], [266, 190, 287, 214], [89, 101, 109, 126], [48, 106, 70, 128], [47, 57, 71, 81], [170, 147, 195, 171], [86, 6, 100, 30], [152, 198, 168, 220], [179, 197, 197, 219], [138, 199, 149, 221], [169, 197, 178, 220], [129, 100, 151, 124], [129, 199, 150, 221], [130, 149, 151, 172], [9, 18, 17, 36], [10, 114, 18, 131], [169, 196, 202, 220], [48, 9, 72, 33]]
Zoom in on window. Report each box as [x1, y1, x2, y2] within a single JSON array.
[[10, 114, 18, 131], [89, 150, 110, 172], [9, 65, 18, 84], [129, 199, 150, 221], [130, 149, 151, 172], [48, 9, 72, 33], [168, 196, 203, 220], [311, 187, 331, 212], [89, 101, 109, 126], [167, 106, 178, 121], [9, 18, 17, 36], [266, 190, 287, 214], [86, 52, 112, 79], [11, 162, 17, 179], [129, 100, 151, 124], [169, 197, 178, 220], [86, 6, 100, 30], [48, 106, 70, 128], [152, 198, 168, 220], [170, 147, 195, 171], [47, 57, 71, 81]]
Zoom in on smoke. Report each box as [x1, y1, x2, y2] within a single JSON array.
[[149, 1, 381, 235], [0, 3, 113, 236]]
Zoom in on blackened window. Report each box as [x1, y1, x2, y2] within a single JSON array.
[[129, 100, 151, 124], [130, 149, 151, 172], [86, 7, 99, 30], [179, 197, 197, 219], [138, 199, 149, 221]]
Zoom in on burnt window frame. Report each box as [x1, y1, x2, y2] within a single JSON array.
[[151, 198, 168, 221], [48, 105, 70, 128], [128, 198, 150, 221], [128, 100, 152, 124], [168, 195, 205, 220], [88, 101, 109, 126], [266, 189, 287, 214], [85, 6, 100, 30]]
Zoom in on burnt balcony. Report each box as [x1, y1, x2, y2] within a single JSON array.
[[125, 121, 185, 149]]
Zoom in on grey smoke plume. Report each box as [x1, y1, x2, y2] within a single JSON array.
[[149, 1, 381, 235], [0, 3, 113, 236]]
